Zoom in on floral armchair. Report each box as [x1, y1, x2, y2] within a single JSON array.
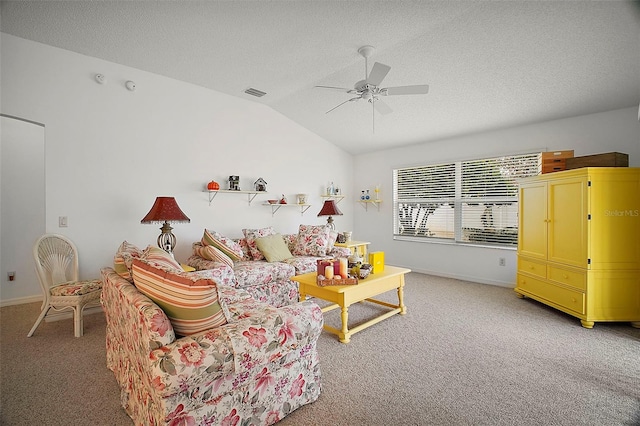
[[100, 267, 323, 425]]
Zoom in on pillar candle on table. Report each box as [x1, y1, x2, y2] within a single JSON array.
[[339, 258, 348, 278], [324, 265, 334, 279]]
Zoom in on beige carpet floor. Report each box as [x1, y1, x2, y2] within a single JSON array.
[[1, 272, 639, 425]]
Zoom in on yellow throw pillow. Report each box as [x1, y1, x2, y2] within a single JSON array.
[[255, 233, 293, 263]]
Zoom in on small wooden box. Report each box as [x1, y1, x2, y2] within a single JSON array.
[[317, 276, 358, 286], [539, 150, 574, 174], [565, 152, 629, 170], [369, 251, 385, 274]]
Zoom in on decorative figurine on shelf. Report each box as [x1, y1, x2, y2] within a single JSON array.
[[207, 180, 220, 190], [279, 194, 287, 204], [327, 181, 337, 196], [228, 176, 240, 191], [254, 178, 267, 192]]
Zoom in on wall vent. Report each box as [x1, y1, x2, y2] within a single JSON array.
[[244, 88, 267, 97]]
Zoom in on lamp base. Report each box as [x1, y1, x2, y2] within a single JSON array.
[[326, 216, 336, 230], [157, 222, 176, 257]]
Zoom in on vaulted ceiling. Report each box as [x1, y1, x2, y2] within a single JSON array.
[[2, 1, 639, 154]]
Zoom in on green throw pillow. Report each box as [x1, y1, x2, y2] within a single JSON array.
[[255, 234, 293, 262]]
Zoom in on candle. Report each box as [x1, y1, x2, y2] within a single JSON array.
[[324, 265, 334, 279], [339, 258, 348, 278]]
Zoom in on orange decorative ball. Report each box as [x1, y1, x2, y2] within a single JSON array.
[[207, 181, 220, 190]]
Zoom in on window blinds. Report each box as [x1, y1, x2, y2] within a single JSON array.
[[394, 153, 540, 246]]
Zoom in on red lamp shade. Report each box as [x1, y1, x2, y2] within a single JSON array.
[[141, 197, 190, 224], [141, 197, 190, 256], [317, 200, 343, 230], [317, 200, 343, 217]]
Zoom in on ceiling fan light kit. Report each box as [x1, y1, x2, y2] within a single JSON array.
[[316, 45, 429, 132]]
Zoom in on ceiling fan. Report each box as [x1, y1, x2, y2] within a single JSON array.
[[316, 45, 429, 132]]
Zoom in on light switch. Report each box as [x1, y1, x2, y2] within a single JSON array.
[[59, 216, 68, 227]]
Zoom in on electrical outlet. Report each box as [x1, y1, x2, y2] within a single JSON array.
[[8, 271, 16, 281], [59, 216, 68, 227], [499, 257, 506, 267]]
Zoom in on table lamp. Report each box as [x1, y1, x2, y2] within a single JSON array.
[[141, 197, 190, 256], [317, 199, 343, 230]]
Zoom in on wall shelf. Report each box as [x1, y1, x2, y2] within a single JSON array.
[[359, 200, 382, 211], [264, 203, 312, 216], [206, 190, 266, 205], [321, 194, 345, 203]]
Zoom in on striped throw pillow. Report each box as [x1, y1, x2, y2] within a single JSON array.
[[201, 229, 244, 261], [142, 246, 182, 272], [194, 244, 233, 268], [131, 259, 227, 336]]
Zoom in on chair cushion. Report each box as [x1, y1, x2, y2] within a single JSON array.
[[242, 227, 276, 260], [131, 259, 227, 336], [50, 279, 102, 296], [292, 224, 331, 257], [255, 234, 293, 262], [201, 229, 244, 261]]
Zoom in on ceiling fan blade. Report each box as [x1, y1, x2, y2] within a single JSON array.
[[382, 84, 430, 96], [367, 62, 391, 86], [373, 98, 393, 115], [315, 85, 352, 92], [325, 97, 360, 114]]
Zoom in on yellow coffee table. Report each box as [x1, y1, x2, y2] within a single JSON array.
[[292, 266, 410, 343]]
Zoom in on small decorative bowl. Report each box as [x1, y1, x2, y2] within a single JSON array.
[[267, 200, 278, 204], [359, 264, 372, 279]]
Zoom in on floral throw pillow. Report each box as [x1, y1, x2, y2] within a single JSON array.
[[293, 224, 331, 257], [242, 227, 276, 261]]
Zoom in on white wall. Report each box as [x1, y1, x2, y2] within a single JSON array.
[[0, 34, 354, 304], [353, 107, 640, 287]]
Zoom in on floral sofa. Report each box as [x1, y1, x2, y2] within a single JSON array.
[[184, 226, 351, 307], [101, 246, 324, 425]]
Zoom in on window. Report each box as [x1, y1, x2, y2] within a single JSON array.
[[393, 152, 540, 247]]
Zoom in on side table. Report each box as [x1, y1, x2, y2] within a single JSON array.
[[334, 240, 371, 259]]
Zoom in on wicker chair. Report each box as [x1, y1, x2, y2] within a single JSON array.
[[27, 234, 102, 337]]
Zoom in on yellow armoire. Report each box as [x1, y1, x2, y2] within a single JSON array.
[[515, 167, 640, 328]]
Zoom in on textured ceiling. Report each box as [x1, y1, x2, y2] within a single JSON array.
[[2, 1, 639, 154]]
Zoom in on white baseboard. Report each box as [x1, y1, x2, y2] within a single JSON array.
[[397, 265, 515, 288], [0, 295, 42, 307]]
